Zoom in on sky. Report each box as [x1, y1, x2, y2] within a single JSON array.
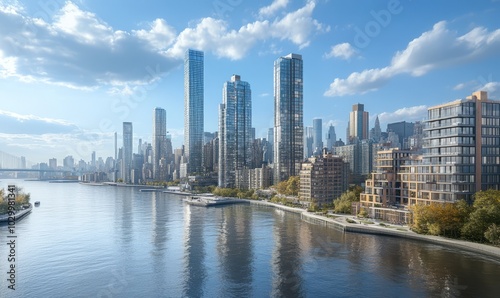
[[0, 0, 499, 165]]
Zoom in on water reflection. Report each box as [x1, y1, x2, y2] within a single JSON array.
[[150, 192, 169, 294], [271, 209, 305, 297], [216, 205, 254, 296], [182, 204, 207, 297]]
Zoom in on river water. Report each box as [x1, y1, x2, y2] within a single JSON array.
[[0, 179, 499, 297]]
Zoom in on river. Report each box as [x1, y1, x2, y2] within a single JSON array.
[[0, 179, 499, 297]]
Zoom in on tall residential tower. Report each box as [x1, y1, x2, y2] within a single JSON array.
[[218, 75, 252, 187], [274, 53, 303, 183], [122, 122, 133, 183], [184, 49, 204, 174], [152, 107, 167, 180]]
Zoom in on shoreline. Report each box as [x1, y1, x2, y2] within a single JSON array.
[[243, 199, 500, 261]]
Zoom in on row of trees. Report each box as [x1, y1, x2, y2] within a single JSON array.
[[411, 189, 500, 245], [333, 186, 363, 214], [0, 188, 31, 214]]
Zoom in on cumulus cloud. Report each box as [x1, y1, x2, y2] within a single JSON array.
[[477, 81, 500, 98], [0, 109, 78, 134], [325, 42, 358, 60], [259, 0, 289, 17], [324, 21, 500, 97], [0, 1, 326, 89], [167, 1, 326, 59], [377, 105, 428, 125]]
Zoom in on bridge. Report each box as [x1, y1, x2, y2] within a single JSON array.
[[0, 168, 72, 173]]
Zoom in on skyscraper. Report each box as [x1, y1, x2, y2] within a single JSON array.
[[348, 103, 369, 143], [267, 128, 274, 164], [303, 126, 314, 159], [123, 122, 133, 183], [370, 115, 382, 142], [152, 107, 167, 180], [326, 124, 336, 151], [219, 75, 252, 188], [312, 118, 323, 155], [184, 49, 204, 174], [274, 53, 303, 183]]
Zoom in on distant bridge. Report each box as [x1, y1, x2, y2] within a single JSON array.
[[0, 168, 72, 173]]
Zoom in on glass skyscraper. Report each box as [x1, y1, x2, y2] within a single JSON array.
[[122, 122, 133, 183], [219, 75, 252, 188], [184, 49, 204, 174], [152, 107, 167, 180], [313, 118, 323, 155], [274, 53, 303, 183]]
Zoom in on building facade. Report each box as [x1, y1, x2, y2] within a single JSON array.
[[184, 49, 204, 174], [348, 103, 369, 144], [219, 75, 253, 188], [313, 118, 323, 155], [152, 107, 167, 181], [122, 122, 133, 183], [274, 53, 304, 184], [299, 151, 349, 205]]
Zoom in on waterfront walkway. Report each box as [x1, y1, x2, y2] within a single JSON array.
[[245, 199, 500, 261]]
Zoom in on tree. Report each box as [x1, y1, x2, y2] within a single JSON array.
[[461, 190, 500, 242], [333, 188, 360, 214], [276, 176, 299, 196], [485, 224, 500, 246], [411, 200, 470, 238]]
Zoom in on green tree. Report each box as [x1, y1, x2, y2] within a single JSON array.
[[333, 188, 360, 214], [485, 224, 500, 245], [461, 190, 500, 242]]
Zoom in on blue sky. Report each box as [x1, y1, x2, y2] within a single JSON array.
[[0, 0, 499, 164]]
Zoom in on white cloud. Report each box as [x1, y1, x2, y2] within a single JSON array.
[[259, 0, 289, 17], [378, 105, 428, 125], [477, 81, 500, 98], [325, 21, 500, 97], [166, 1, 326, 59], [0, 1, 326, 89], [325, 42, 358, 60]]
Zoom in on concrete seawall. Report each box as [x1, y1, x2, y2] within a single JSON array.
[[246, 199, 500, 261]]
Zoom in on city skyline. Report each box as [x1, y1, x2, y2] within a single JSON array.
[[1, 1, 499, 162]]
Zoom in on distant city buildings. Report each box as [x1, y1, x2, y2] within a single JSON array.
[[274, 53, 303, 184], [326, 124, 336, 152], [312, 118, 323, 156], [184, 49, 204, 174]]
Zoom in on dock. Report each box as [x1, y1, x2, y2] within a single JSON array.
[[184, 196, 249, 207]]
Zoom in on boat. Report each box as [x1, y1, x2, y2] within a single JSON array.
[[184, 195, 248, 207], [34, 201, 40, 206]]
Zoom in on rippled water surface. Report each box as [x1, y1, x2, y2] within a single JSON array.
[[1, 180, 499, 297]]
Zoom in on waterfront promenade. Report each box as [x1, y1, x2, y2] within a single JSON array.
[[245, 199, 500, 261]]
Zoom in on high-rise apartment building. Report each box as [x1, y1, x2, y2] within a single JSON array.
[[313, 118, 323, 155], [403, 91, 500, 204], [184, 49, 204, 174], [359, 91, 500, 222], [274, 53, 303, 183], [219, 75, 252, 188], [348, 103, 369, 143], [152, 107, 167, 180], [123, 122, 133, 183], [267, 128, 274, 164]]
